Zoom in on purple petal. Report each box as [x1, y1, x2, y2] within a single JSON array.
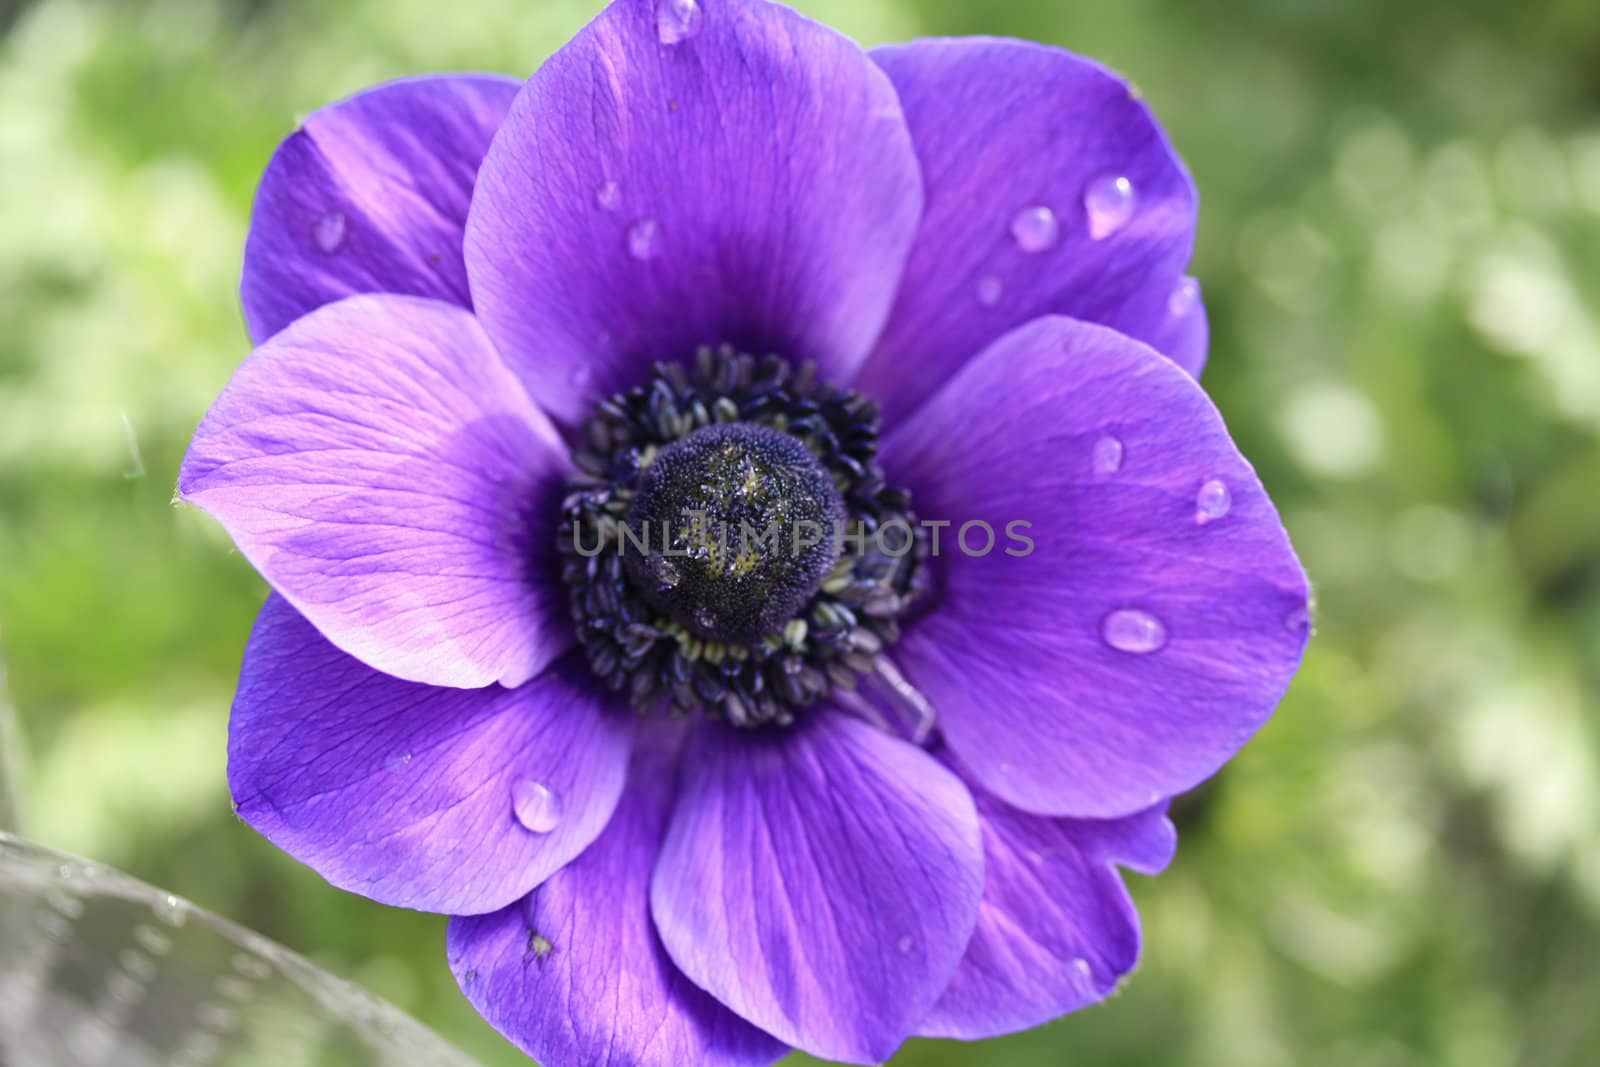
[[920, 756, 1176, 1040], [230, 596, 632, 915], [881, 316, 1309, 818], [650, 712, 983, 1064], [1111, 273, 1209, 379], [447, 721, 788, 1067], [465, 0, 923, 424], [242, 74, 518, 342], [858, 38, 1200, 422], [179, 293, 570, 689]]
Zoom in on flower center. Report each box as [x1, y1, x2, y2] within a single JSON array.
[[622, 423, 843, 644], [559, 346, 929, 728]]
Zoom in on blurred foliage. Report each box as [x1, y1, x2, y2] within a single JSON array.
[[2, 0, 1599, 1064]]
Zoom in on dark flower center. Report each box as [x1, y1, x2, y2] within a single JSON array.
[[558, 346, 930, 728], [622, 423, 844, 644]]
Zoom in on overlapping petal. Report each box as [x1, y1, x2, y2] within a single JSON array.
[[465, 0, 923, 424], [858, 37, 1202, 421], [1112, 274, 1209, 379], [242, 74, 519, 342], [229, 596, 633, 915], [920, 758, 1176, 1039], [179, 294, 570, 689], [447, 722, 788, 1067], [882, 316, 1309, 818], [650, 712, 983, 1064]]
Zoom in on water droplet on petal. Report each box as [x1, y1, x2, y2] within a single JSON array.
[[1195, 479, 1231, 524], [1083, 174, 1136, 239], [1101, 609, 1168, 654], [628, 218, 661, 260], [1169, 276, 1200, 317], [1285, 605, 1313, 634], [896, 935, 916, 956], [596, 180, 622, 211], [1010, 205, 1060, 253], [655, 0, 703, 44], [313, 210, 347, 253], [511, 779, 564, 834], [1092, 434, 1124, 476], [976, 274, 1004, 307], [1072, 957, 1094, 982]]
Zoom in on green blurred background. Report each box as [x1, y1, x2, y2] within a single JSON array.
[[3, 0, 1599, 1063]]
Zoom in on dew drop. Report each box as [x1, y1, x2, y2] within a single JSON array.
[[511, 778, 565, 834], [655, 0, 703, 45], [627, 218, 661, 260], [1195, 479, 1231, 524], [652, 556, 682, 590], [1083, 174, 1136, 239], [1010, 205, 1060, 253], [1285, 605, 1313, 634], [896, 934, 916, 956], [153, 894, 189, 928], [1092, 434, 1125, 476], [976, 274, 1004, 307], [1101, 609, 1168, 654], [1169, 276, 1200, 317], [313, 210, 347, 253], [596, 180, 622, 211], [1072, 957, 1093, 982]]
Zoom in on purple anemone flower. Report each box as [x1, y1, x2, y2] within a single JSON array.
[[178, 1, 1309, 1063]]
